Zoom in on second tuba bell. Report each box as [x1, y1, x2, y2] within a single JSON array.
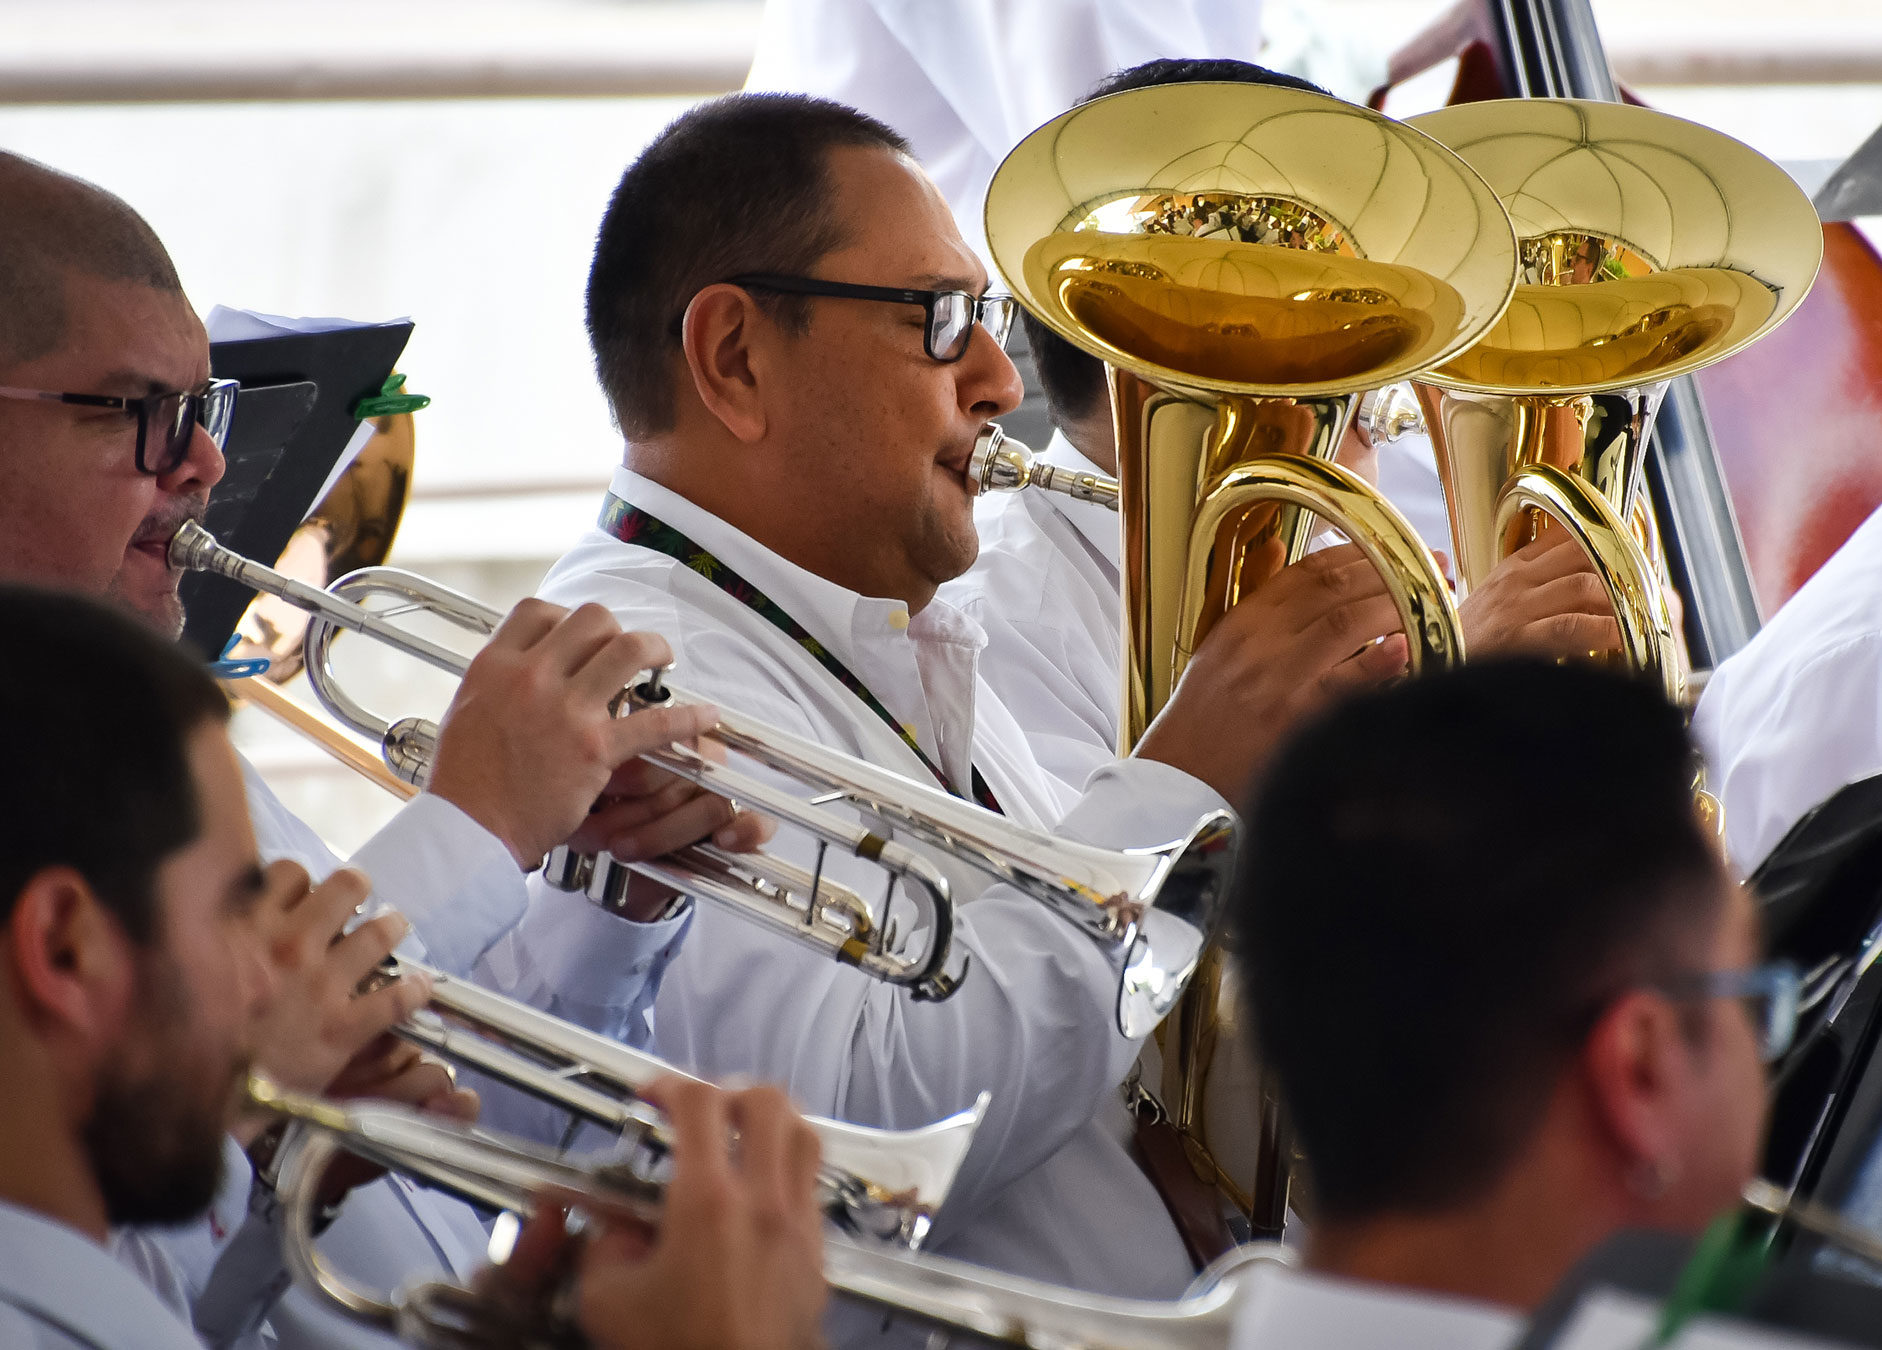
[[1408, 98, 1824, 702], [983, 81, 1521, 1235]]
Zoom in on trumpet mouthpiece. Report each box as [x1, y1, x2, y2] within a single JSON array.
[[167, 519, 219, 572]]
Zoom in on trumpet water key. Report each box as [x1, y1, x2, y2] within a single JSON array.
[[378, 954, 982, 1250], [251, 1077, 1277, 1349], [171, 521, 1236, 1035]]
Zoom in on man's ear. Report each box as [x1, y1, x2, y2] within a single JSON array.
[[5, 866, 136, 1042], [1579, 990, 1689, 1179], [680, 284, 773, 444]]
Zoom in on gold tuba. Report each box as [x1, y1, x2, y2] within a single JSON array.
[[984, 82, 1521, 1235], [1407, 99, 1824, 702]]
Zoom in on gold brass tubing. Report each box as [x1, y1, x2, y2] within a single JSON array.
[[224, 676, 420, 802], [1494, 465, 1684, 703], [1173, 455, 1465, 687]]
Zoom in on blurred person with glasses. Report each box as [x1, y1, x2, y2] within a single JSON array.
[[0, 149, 766, 1349], [1220, 658, 1783, 1342]]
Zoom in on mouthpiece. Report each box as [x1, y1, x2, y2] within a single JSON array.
[[967, 426, 1119, 510]]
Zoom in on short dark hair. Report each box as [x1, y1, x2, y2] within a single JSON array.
[[1021, 59, 1332, 427], [0, 586, 229, 943], [0, 152, 183, 371], [1234, 660, 1722, 1221], [585, 93, 911, 439]]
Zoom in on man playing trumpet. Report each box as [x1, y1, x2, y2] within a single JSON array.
[[515, 89, 1426, 1324], [0, 586, 827, 1350], [0, 149, 759, 1347]]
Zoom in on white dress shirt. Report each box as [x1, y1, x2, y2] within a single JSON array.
[[942, 431, 1123, 795], [1227, 1262, 1520, 1350], [1694, 506, 1882, 878], [0, 1200, 207, 1350], [745, 0, 1266, 264], [523, 466, 1230, 1314]]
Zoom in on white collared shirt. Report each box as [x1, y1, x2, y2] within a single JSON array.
[[1228, 1262, 1521, 1350], [0, 1200, 207, 1350], [518, 466, 1230, 1312], [941, 430, 1124, 795], [1695, 506, 1882, 878]]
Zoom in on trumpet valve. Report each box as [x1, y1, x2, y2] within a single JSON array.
[[542, 845, 597, 894], [382, 716, 439, 788]]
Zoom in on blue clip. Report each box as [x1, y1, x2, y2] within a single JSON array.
[[209, 635, 272, 680]]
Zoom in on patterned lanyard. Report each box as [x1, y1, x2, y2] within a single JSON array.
[[600, 494, 1002, 814]]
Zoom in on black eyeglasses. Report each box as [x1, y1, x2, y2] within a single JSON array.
[[724, 273, 1017, 363], [1660, 961, 1802, 1063], [0, 378, 239, 476]]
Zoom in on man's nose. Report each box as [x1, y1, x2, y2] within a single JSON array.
[[157, 419, 226, 496], [959, 323, 1025, 419]]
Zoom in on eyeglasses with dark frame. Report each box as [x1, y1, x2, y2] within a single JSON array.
[[722, 273, 1017, 363], [1658, 960, 1802, 1063], [0, 378, 239, 476]]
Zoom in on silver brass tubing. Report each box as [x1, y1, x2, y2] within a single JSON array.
[[170, 520, 962, 1002], [174, 520, 1236, 1035], [386, 954, 985, 1251], [1743, 1178, 1882, 1271], [968, 424, 1121, 510], [255, 1078, 1274, 1349]]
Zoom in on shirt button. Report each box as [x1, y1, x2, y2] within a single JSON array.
[[888, 609, 910, 631]]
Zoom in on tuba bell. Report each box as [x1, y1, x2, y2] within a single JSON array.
[[983, 81, 1521, 1235], [1407, 99, 1824, 702]]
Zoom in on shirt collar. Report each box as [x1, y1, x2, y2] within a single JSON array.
[[1231, 1262, 1522, 1349], [1041, 429, 1123, 571], [605, 467, 985, 660], [0, 1200, 204, 1350]]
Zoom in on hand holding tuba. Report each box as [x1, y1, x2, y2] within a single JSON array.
[[173, 521, 1237, 1033]]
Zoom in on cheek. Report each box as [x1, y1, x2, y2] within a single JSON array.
[[0, 457, 148, 582]]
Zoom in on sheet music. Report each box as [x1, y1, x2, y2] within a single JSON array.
[[204, 305, 409, 510]]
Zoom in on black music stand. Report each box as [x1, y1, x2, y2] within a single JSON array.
[[1752, 775, 1882, 1207], [180, 320, 413, 661]]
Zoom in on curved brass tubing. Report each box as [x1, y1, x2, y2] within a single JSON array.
[[1174, 454, 1465, 688], [1494, 464, 1684, 704]]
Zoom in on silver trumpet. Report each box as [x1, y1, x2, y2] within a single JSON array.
[[173, 521, 1236, 1035], [383, 953, 981, 1250], [252, 1077, 1274, 1349]]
